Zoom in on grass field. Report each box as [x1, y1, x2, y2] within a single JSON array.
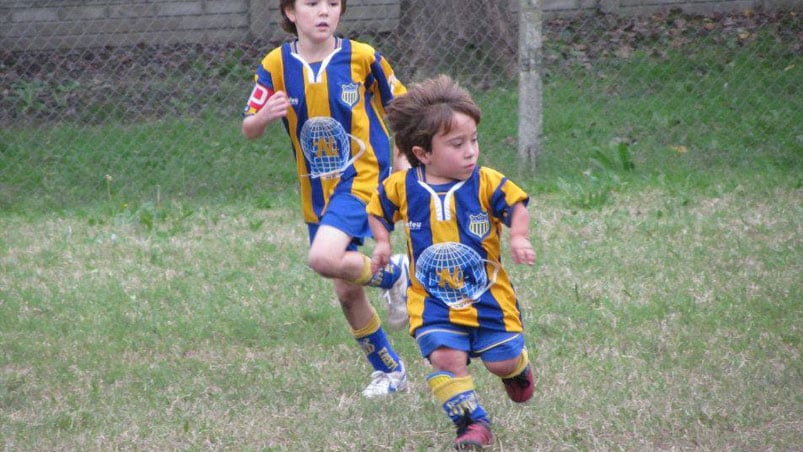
[[1, 24, 801, 450]]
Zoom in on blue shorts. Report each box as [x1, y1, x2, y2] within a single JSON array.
[[415, 323, 525, 363], [307, 192, 370, 251]]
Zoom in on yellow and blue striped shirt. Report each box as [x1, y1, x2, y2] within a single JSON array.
[[244, 37, 406, 224], [368, 166, 530, 333]]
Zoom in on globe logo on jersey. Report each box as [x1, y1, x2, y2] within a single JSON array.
[[415, 242, 491, 309], [340, 82, 360, 108], [468, 212, 490, 239]]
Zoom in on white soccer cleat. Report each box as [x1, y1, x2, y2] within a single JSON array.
[[361, 362, 408, 398], [381, 254, 410, 330]]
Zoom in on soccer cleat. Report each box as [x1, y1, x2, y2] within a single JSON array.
[[502, 363, 534, 403], [454, 414, 493, 450], [361, 362, 408, 398], [381, 254, 410, 330]]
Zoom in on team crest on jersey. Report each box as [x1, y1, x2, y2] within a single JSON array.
[[340, 82, 360, 108], [467, 212, 490, 239]]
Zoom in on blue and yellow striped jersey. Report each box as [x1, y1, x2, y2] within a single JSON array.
[[368, 166, 530, 332], [244, 37, 406, 224]]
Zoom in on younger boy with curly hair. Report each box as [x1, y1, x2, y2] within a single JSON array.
[[367, 74, 536, 449]]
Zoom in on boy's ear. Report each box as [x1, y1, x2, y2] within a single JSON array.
[[412, 145, 429, 165], [284, 5, 296, 22]]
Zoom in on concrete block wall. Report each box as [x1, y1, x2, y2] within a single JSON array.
[[0, 0, 798, 51], [1, 1, 251, 50]]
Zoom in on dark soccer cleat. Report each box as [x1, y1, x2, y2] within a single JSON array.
[[502, 363, 534, 403], [454, 414, 493, 450]]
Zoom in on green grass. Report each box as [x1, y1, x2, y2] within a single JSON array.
[[1, 31, 801, 450], [0, 115, 297, 214]]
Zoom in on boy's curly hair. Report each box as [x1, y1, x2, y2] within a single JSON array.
[[279, 0, 348, 36], [386, 75, 482, 167]]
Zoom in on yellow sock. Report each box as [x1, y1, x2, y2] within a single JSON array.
[[348, 254, 374, 286], [427, 372, 489, 423], [351, 308, 381, 338], [501, 348, 530, 379], [427, 372, 475, 405]]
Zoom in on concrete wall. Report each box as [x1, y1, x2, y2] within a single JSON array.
[[0, 0, 798, 51], [2, 1, 249, 50]]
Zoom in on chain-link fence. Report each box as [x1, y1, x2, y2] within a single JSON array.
[[1, 1, 800, 212]]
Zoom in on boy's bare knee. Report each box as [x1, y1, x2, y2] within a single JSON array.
[[307, 250, 337, 277], [307, 253, 326, 275]]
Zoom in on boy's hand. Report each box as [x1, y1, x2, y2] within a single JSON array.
[[510, 235, 535, 265], [371, 241, 392, 273], [242, 90, 291, 140], [257, 90, 290, 123]]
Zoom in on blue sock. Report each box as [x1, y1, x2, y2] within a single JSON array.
[[352, 310, 403, 373], [427, 371, 490, 425], [367, 260, 401, 289]]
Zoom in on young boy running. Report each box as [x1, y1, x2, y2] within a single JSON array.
[[367, 75, 537, 448], [242, 0, 409, 397]]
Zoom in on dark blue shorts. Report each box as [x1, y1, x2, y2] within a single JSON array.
[[307, 192, 370, 251], [415, 323, 525, 363]]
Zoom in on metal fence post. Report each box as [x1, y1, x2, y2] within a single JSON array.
[[517, 0, 543, 170]]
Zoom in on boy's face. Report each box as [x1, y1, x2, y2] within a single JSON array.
[[414, 112, 479, 184], [285, 0, 342, 43]]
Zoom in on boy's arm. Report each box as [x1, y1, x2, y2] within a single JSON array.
[[508, 202, 535, 265], [368, 215, 393, 273]]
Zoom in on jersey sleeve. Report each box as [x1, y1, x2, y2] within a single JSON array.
[[242, 49, 282, 117], [483, 167, 529, 227], [367, 171, 406, 231], [355, 41, 405, 114], [372, 52, 406, 105]]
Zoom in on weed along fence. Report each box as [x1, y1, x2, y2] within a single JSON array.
[[0, 0, 799, 210]]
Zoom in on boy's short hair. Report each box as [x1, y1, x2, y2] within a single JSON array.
[[279, 0, 348, 35], [386, 74, 482, 167]]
